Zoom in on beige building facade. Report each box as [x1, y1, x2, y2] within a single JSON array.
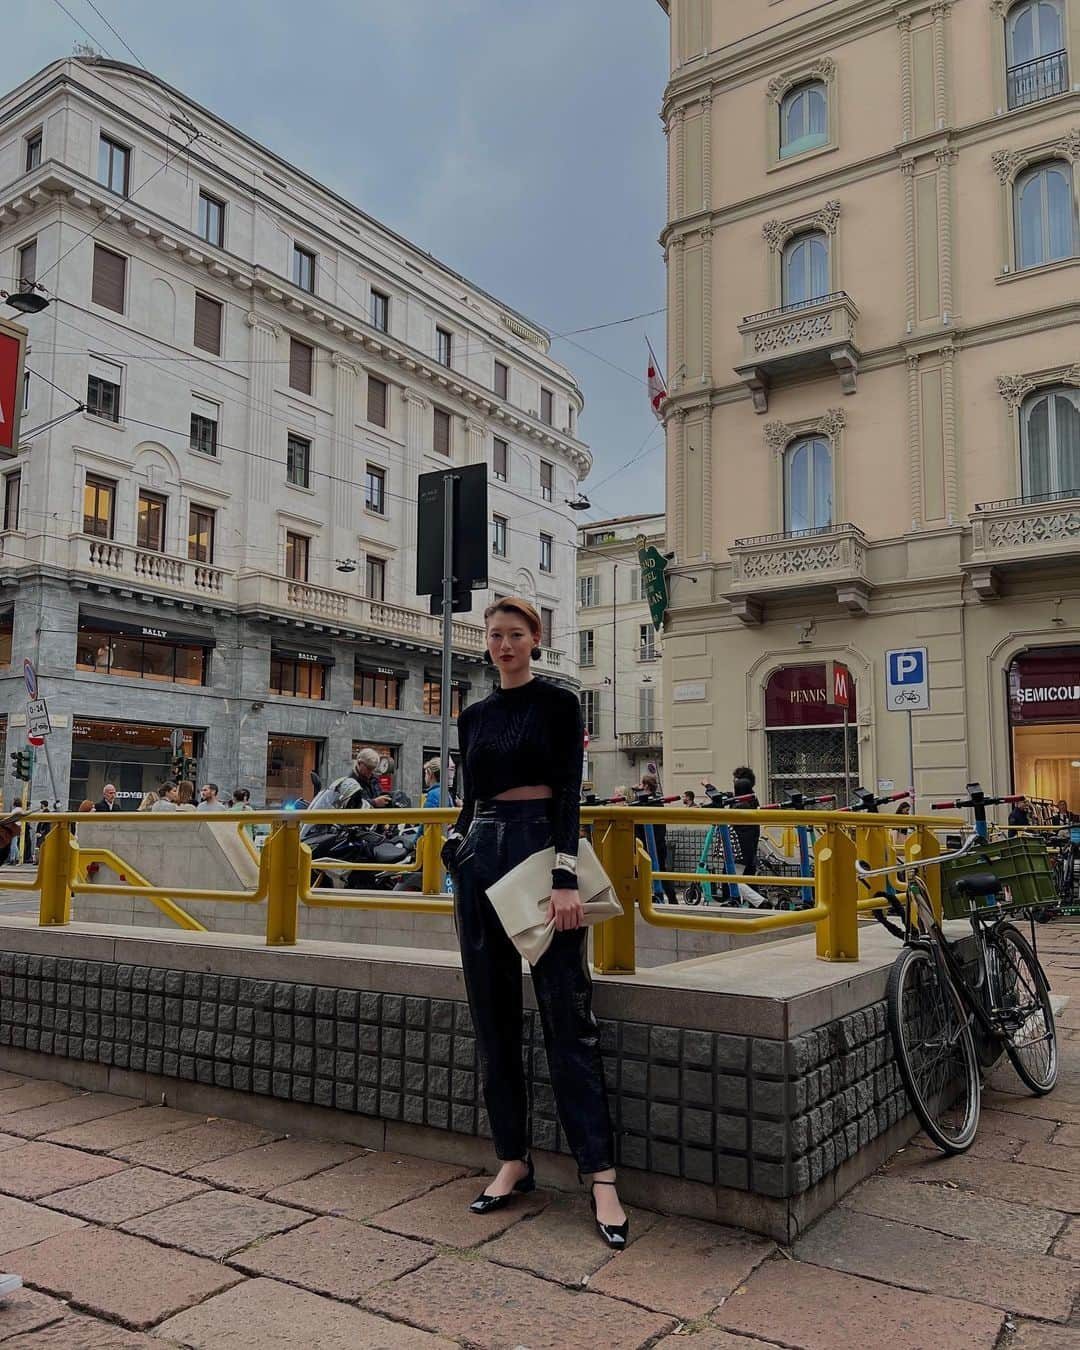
[[577, 513, 666, 797], [656, 0, 1080, 812]]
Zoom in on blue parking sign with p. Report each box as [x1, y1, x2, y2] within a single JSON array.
[[885, 646, 930, 711], [889, 650, 924, 685]]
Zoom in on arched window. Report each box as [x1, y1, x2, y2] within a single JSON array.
[[1014, 161, 1077, 269], [781, 231, 829, 307], [1021, 386, 1080, 499], [779, 81, 828, 159], [1006, 1, 1068, 107], [784, 436, 833, 533]]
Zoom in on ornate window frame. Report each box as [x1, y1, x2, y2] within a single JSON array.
[[996, 364, 1080, 497], [991, 127, 1080, 274], [763, 407, 847, 533], [762, 200, 841, 310], [989, 0, 1078, 119], [766, 56, 839, 170]]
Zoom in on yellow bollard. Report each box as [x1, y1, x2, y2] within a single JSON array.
[[906, 826, 942, 925], [591, 812, 638, 975], [264, 820, 301, 946], [38, 823, 75, 927], [815, 823, 859, 961], [421, 823, 445, 897]]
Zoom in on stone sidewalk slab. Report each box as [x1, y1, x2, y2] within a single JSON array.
[[1006, 1322, 1080, 1349], [120, 1189, 311, 1260], [884, 1149, 1080, 1210], [714, 1258, 1005, 1350], [184, 1137, 361, 1194], [0, 1289, 68, 1341], [156, 1277, 455, 1348], [0, 1194, 84, 1257], [0, 1070, 25, 1091], [1, 1314, 178, 1346], [1053, 1122, 1080, 1145], [1, 1093, 139, 1140], [1017, 1139, 1080, 1173], [45, 1106, 203, 1153], [1051, 1215, 1080, 1259], [266, 1150, 467, 1220], [0, 1132, 23, 1152], [842, 1175, 1068, 1255], [42, 1166, 206, 1224], [589, 1217, 774, 1318], [482, 1193, 661, 1285], [110, 1118, 280, 1173], [6, 1226, 241, 1329], [0, 1141, 127, 1199], [793, 1207, 1079, 1321], [0, 1082, 76, 1117], [363, 1254, 675, 1348], [368, 1175, 548, 1247], [231, 1214, 433, 1300], [654, 1333, 771, 1349]]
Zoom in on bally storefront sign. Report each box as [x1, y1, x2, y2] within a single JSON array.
[[1008, 646, 1080, 724], [0, 317, 28, 458]]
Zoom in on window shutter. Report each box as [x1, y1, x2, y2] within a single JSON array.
[[16, 241, 36, 287], [92, 245, 126, 312], [289, 338, 314, 394], [368, 375, 388, 427], [433, 407, 451, 456], [193, 294, 223, 354]]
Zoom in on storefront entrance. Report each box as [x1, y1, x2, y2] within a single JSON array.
[[70, 720, 202, 810], [1008, 646, 1080, 814], [266, 735, 324, 807], [764, 664, 859, 806]]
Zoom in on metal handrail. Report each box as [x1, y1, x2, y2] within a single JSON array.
[[1006, 49, 1068, 109], [974, 489, 1080, 511], [733, 523, 860, 548], [857, 830, 980, 881], [741, 290, 849, 326]]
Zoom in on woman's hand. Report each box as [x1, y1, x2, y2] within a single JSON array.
[[547, 887, 584, 931]]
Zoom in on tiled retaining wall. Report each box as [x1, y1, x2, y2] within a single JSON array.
[[0, 949, 907, 1201]]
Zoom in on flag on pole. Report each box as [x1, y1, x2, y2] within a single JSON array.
[[646, 337, 668, 421]]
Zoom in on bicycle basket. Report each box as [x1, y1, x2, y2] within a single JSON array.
[[940, 835, 1056, 918]]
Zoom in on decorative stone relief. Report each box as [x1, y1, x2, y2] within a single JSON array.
[[766, 56, 835, 105], [1066, 365, 1080, 386], [814, 200, 842, 235], [244, 311, 282, 338], [985, 507, 1080, 550], [991, 148, 1024, 183], [762, 219, 786, 252], [764, 421, 794, 453], [996, 373, 1036, 409], [754, 313, 834, 353], [1056, 128, 1080, 162], [818, 407, 847, 440]]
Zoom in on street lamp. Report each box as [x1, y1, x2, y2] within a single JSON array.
[[565, 494, 591, 511], [1, 283, 49, 315], [335, 558, 357, 574]]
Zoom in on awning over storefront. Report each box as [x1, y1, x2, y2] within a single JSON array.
[[271, 644, 335, 667], [78, 607, 217, 648]]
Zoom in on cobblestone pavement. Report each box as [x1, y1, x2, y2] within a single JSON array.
[[0, 925, 1078, 1347]]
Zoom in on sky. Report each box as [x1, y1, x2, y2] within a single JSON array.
[[9, 0, 671, 524]]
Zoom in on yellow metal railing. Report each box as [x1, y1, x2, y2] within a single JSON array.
[[0, 806, 962, 971]]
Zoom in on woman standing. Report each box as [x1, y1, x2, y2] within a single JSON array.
[[444, 597, 627, 1247]]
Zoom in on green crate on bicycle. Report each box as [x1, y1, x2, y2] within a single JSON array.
[[940, 835, 1056, 918]]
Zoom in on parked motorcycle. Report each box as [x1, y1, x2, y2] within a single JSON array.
[[300, 776, 417, 890]]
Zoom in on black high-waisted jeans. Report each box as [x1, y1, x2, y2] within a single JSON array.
[[453, 799, 614, 1174]]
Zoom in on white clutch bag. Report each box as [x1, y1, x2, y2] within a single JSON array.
[[484, 839, 624, 966]]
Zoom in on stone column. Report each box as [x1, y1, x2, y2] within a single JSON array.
[[907, 354, 922, 531], [331, 352, 359, 566], [401, 388, 429, 598], [244, 312, 281, 506], [465, 418, 486, 467]]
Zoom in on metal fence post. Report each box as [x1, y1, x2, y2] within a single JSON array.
[[815, 823, 859, 961], [906, 825, 942, 924], [264, 820, 301, 946], [38, 824, 74, 927], [421, 824, 444, 896], [592, 812, 638, 974]]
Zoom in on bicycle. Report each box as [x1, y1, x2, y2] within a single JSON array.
[[857, 783, 1058, 1154]]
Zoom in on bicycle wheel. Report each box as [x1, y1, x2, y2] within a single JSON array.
[[887, 943, 980, 1153], [990, 923, 1057, 1094], [683, 881, 703, 906]]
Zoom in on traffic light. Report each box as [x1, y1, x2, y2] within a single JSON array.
[[9, 750, 30, 782], [170, 755, 198, 784]]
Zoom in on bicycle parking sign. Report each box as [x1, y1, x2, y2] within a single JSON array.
[[886, 647, 930, 712]]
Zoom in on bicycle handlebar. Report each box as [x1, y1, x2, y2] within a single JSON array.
[[932, 794, 1023, 810]]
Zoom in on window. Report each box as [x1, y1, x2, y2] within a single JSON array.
[[137, 491, 167, 552], [539, 532, 553, 572], [435, 326, 452, 367], [193, 294, 223, 355], [540, 387, 553, 425], [3, 473, 20, 531], [98, 134, 130, 195], [1014, 161, 1077, 270], [285, 531, 309, 581], [433, 406, 451, 456], [76, 628, 208, 688], [188, 505, 216, 564], [629, 567, 642, 602], [286, 433, 311, 488], [639, 685, 656, 732], [587, 530, 616, 545], [371, 289, 389, 332], [23, 371, 30, 413], [1006, 1, 1068, 109], [91, 244, 126, 312], [86, 364, 121, 422], [293, 244, 316, 293], [189, 397, 219, 456], [367, 374, 388, 427], [779, 81, 828, 159], [578, 629, 595, 666], [1020, 386, 1080, 499], [423, 677, 463, 719], [83, 476, 116, 539], [366, 555, 386, 601], [492, 514, 508, 557], [784, 436, 833, 533], [354, 666, 403, 710], [580, 690, 599, 738], [365, 463, 386, 514], [197, 191, 225, 246], [493, 437, 508, 482], [639, 624, 657, 661], [270, 656, 326, 701], [540, 460, 554, 501], [25, 131, 41, 172], [568, 405, 576, 435], [578, 575, 599, 607], [540, 607, 553, 648], [16, 240, 36, 288], [782, 231, 829, 307], [494, 360, 509, 400], [289, 337, 314, 394]]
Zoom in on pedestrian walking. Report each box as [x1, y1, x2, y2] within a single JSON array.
[[151, 783, 179, 812], [137, 791, 158, 812], [33, 800, 51, 860], [731, 766, 760, 878], [442, 596, 627, 1248], [230, 788, 256, 839], [94, 784, 118, 812], [175, 781, 197, 812], [197, 783, 220, 811], [638, 772, 677, 904]]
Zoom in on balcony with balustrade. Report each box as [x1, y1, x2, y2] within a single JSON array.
[[735, 292, 860, 413], [725, 523, 871, 624], [1007, 50, 1069, 110], [70, 533, 232, 604], [618, 729, 663, 753], [964, 492, 1080, 598]]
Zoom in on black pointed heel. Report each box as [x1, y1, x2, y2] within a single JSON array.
[[582, 1174, 629, 1250], [468, 1155, 535, 1214]]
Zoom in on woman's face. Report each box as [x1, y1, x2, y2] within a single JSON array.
[[486, 610, 536, 677]]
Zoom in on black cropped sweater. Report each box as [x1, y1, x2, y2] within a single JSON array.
[[455, 677, 583, 887]]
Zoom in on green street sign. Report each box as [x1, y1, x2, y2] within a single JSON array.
[[637, 536, 669, 633]]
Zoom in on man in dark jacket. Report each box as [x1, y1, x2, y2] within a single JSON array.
[[731, 766, 760, 878], [94, 784, 118, 812]]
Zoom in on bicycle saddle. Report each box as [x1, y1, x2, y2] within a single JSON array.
[[955, 872, 998, 898]]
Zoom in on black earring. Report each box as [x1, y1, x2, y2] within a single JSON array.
[[482, 651, 493, 666], [530, 646, 541, 661]]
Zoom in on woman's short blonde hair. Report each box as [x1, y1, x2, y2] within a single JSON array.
[[423, 757, 441, 780]]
